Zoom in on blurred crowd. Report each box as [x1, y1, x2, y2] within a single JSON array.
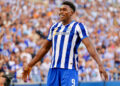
[[0, 0, 120, 85]]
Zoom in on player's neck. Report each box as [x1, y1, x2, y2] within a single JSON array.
[[62, 18, 72, 26]]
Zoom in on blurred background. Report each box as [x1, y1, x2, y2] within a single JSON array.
[[0, 0, 120, 85]]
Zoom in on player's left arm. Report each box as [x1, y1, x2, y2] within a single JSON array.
[[82, 37, 108, 80], [82, 37, 102, 66]]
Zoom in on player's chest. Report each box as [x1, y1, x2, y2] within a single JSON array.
[[52, 26, 75, 37]]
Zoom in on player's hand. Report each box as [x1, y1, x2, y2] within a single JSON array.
[[99, 65, 108, 81], [22, 66, 32, 81], [0, 29, 4, 39]]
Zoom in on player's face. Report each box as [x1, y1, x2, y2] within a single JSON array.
[[59, 5, 73, 21]]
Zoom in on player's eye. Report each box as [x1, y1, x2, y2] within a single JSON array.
[[60, 8, 67, 12], [63, 8, 67, 11]]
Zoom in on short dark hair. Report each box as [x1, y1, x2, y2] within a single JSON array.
[[62, 1, 76, 12]]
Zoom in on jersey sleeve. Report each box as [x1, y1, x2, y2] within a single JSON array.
[[47, 26, 52, 41], [77, 23, 89, 40]]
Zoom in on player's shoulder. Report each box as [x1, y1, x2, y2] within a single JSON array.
[[73, 21, 87, 33], [72, 21, 85, 27], [50, 22, 62, 30], [74, 21, 84, 25], [73, 21, 84, 28], [74, 21, 85, 28]]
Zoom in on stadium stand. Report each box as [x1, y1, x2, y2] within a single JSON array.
[[0, 0, 120, 85]]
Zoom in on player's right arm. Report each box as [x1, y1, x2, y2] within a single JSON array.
[[28, 40, 52, 67], [0, 29, 4, 39], [29, 23, 55, 67], [22, 40, 52, 81], [22, 22, 55, 81], [22, 23, 54, 81]]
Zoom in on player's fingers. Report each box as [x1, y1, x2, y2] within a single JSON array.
[[99, 69, 103, 78], [99, 72, 102, 78], [101, 71, 108, 81], [99, 71, 106, 81], [23, 75, 27, 81], [22, 72, 28, 81], [105, 73, 108, 81]]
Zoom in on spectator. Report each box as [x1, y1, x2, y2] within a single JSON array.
[[90, 63, 101, 81], [31, 62, 42, 82], [0, 0, 120, 82], [40, 57, 51, 82], [11, 58, 22, 82], [20, 48, 32, 64]]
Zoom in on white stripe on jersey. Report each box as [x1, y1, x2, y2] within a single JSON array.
[[47, 28, 52, 40], [84, 25, 89, 36], [76, 23, 89, 39], [50, 35, 55, 68], [75, 54, 78, 70], [60, 22, 76, 68], [76, 24, 83, 39], [68, 34, 77, 69], [54, 26, 66, 68]]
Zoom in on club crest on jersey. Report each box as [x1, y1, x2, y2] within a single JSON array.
[[53, 27, 58, 36]]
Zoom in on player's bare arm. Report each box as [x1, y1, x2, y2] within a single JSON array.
[[82, 37, 108, 80], [22, 40, 52, 81], [28, 40, 52, 67], [0, 29, 4, 39]]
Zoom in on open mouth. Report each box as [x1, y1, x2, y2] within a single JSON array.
[[60, 15, 65, 18]]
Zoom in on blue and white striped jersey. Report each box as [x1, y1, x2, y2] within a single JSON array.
[[47, 20, 89, 70]]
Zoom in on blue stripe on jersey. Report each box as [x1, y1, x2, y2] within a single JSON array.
[[56, 24, 70, 68], [79, 23, 88, 39], [65, 22, 78, 69], [72, 37, 82, 69], [52, 26, 62, 68], [74, 36, 81, 54], [72, 55, 79, 70], [76, 56, 78, 69]]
